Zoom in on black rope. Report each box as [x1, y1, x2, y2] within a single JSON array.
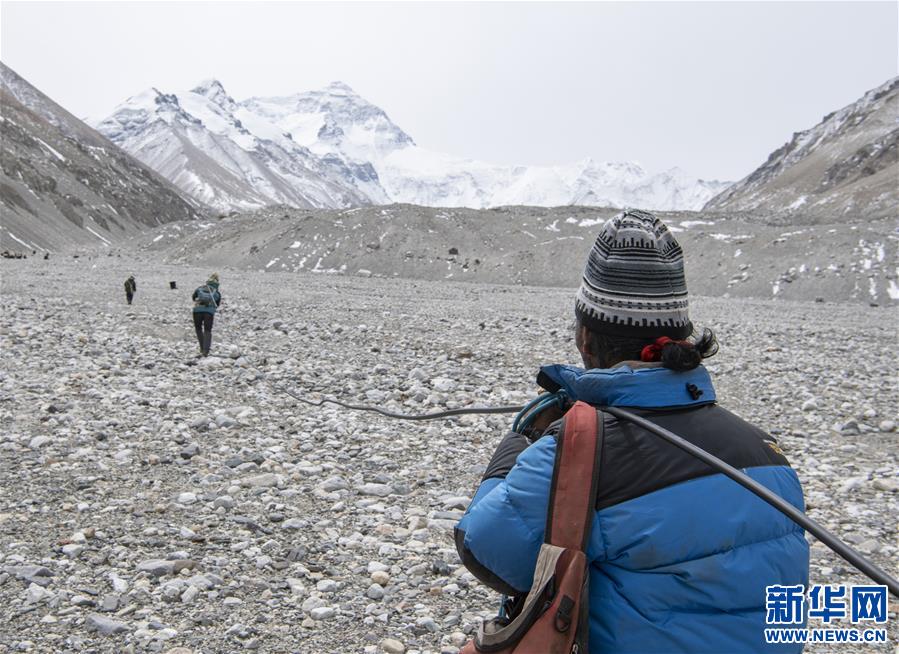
[[605, 406, 899, 598], [258, 371, 524, 421]]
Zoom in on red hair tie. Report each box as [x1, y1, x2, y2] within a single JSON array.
[[641, 337, 676, 362]]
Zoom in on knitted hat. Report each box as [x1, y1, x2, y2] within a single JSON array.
[[575, 210, 692, 339], [208, 272, 220, 284]]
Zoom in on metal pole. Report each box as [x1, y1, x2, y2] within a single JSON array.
[[604, 406, 899, 598]]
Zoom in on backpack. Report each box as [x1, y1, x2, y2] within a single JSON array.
[[194, 285, 218, 308], [462, 401, 603, 654]]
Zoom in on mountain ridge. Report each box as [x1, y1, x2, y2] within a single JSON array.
[[705, 77, 898, 222], [96, 79, 730, 212], [0, 62, 202, 252]]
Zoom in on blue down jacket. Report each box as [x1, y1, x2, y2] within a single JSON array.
[[456, 364, 809, 653]]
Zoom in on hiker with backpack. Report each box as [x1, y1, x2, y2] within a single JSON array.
[[124, 275, 136, 305], [455, 210, 809, 653], [192, 273, 222, 357]]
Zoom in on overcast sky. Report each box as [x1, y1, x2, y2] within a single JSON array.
[[2, 1, 896, 181]]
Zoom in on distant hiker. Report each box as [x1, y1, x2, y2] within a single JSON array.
[[192, 273, 222, 357], [43, 252, 49, 260], [124, 275, 137, 305], [455, 210, 809, 653]]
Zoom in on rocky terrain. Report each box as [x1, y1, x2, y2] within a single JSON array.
[[0, 63, 202, 253], [1, 254, 896, 653], [137, 204, 899, 305], [706, 77, 898, 223]]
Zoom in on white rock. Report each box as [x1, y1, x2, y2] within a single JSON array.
[[380, 638, 406, 654], [371, 570, 390, 586], [872, 478, 898, 492], [310, 606, 336, 620], [242, 473, 281, 488], [316, 579, 338, 593], [358, 483, 392, 497], [180, 585, 199, 604], [25, 583, 53, 604], [431, 377, 456, 392], [61, 543, 84, 558]]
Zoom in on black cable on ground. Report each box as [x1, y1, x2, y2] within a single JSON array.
[[257, 368, 524, 421]]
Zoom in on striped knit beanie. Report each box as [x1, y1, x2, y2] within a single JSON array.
[[575, 210, 692, 339]]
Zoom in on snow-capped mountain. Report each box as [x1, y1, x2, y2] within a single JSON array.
[[243, 82, 731, 210], [97, 79, 729, 212], [705, 77, 898, 222], [0, 63, 200, 252], [95, 80, 382, 212]]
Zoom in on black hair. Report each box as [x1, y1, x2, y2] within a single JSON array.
[[578, 322, 718, 371]]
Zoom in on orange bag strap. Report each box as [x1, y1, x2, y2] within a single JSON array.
[[544, 401, 603, 551]]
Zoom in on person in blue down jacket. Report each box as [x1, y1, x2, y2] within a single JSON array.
[[455, 210, 809, 653]]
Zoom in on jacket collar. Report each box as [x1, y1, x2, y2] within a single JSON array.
[[537, 363, 716, 409]]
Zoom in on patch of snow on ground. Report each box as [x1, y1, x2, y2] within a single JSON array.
[[153, 234, 165, 242], [84, 227, 111, 246], [289, 241, 302, 249], [578, 218, 604, 228], [265, 258, 279, 269], [888, 279, 899, 300], [680, 220, 715, 229], [545, 220, 560, 232], [6, 230, 32, 249], [35, 138, 66, 162], [709, 233, 753, 242], [788, 196, 808, 210]]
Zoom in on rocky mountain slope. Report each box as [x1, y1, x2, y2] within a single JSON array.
[[1, 257, 896, 653], [0, 63, 202, 252], [705, 77, 898, 223], [97, 80, 729, 212], [136, 204, 898, 305]]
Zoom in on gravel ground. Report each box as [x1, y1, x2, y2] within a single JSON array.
[[1, 255, 897, 654]]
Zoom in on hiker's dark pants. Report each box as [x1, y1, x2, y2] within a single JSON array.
[[193, 312, 214, 355], [126, 291, 133, 305]]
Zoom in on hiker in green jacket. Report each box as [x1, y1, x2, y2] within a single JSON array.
[[192, 273, 222, 356]]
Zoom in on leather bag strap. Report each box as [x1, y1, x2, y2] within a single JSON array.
[[544, 401, 603, 551]]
